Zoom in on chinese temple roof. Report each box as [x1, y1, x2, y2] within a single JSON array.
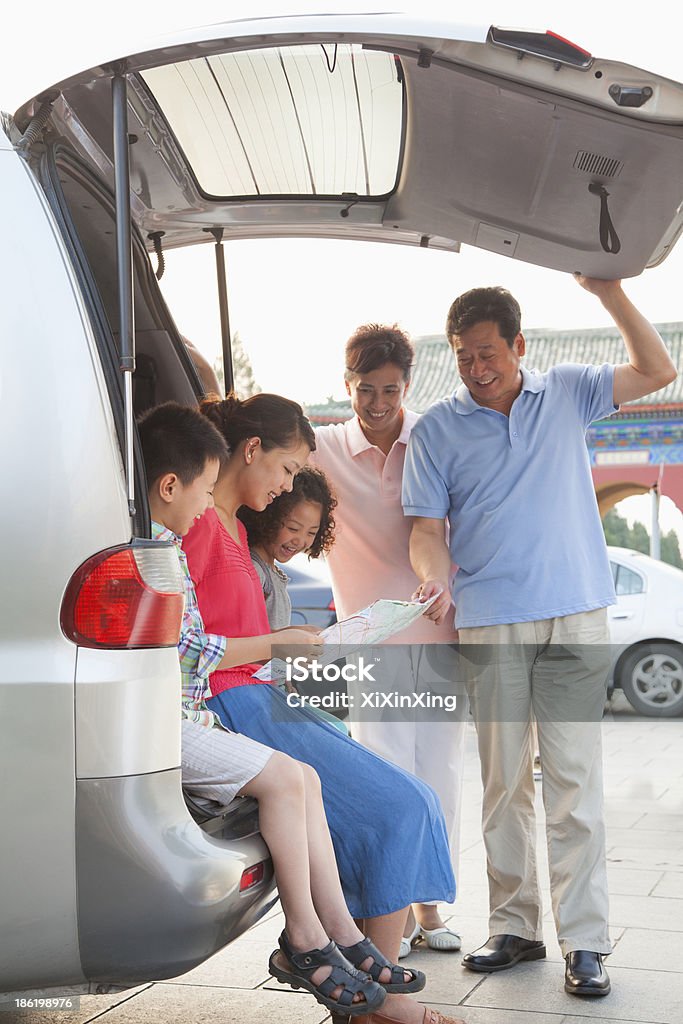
[[306, 322, 683, 424]]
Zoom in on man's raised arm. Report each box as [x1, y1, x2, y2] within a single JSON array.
[[409, 517, 453, 625], [574, 274, 677, 405]]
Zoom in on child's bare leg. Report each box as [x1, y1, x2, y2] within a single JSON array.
[[299, 765, 414, 987], [298, 763, 363, 945], [239, 752, 361, 1003], [240, 753, 327, 950]]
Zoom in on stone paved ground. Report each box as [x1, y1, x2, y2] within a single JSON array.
[[16, 693, 683, 1024]]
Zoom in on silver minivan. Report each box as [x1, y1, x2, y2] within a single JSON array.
[[1, 9, 682, 999]]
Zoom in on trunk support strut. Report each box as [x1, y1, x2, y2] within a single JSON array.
[[112, 67, 136, 519], [208, 227, 235, 396]]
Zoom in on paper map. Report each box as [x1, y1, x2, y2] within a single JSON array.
[[254, 594, 438, 682]]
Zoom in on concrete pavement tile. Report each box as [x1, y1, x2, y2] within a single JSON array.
[[602, 780, 670, 802], [461, 821, 485, 835], [652, 790, 683, 811], [651, 871, 683, 898], [606, 867, 664, 896], [607, 847, 683, 869], [165, 939, 275, 989], [403, 955, 491, 1005], [451, 891, 491, 916], [89, 981, 327, 1024], [460, 835, 486, 850], [633, 814, 683, 832], [635, 754, 683, 772], [609, 894, 683, 930], [602, 760, 659, 775], [429, 1005, 561, 1023], [610, 928, 681, 971], [236, 910, 285, 945], [605, 798, 683, 817], [605, 829, 683, 850], [562, 1018, 663, 1024], [460, 849, 488, 865], [463, 962, 683, 1023], [604, 810, 648, 829], [3, 986, 153, 1024]]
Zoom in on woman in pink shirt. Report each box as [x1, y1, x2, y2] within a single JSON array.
[[311, 325, 468, 957]]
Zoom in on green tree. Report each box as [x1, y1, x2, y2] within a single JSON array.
[[213, 331, 261, 398], [602, 508, 630, 548], [630, 520, 649, 555], [602, 507, 683, 568], [661, 529, 683, 569]]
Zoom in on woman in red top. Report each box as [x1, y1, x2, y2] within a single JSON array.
[[184, 393, 461, 1024]]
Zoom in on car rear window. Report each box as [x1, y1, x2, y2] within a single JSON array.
[[141, 43, 404, 198]]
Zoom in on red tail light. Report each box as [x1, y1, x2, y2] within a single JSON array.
[[239, 861, 266, 892], [61, 541, 184, 649], [328, 598, 336, 611]]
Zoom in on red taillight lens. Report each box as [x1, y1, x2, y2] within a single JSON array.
[[328, 598, 336, 612], [61, 542, 184, 649], [239, 861, 266, 892]]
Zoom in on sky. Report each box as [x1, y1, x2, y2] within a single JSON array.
[[3, 0, 683, 543]]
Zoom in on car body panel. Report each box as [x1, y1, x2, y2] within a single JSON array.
[[0, 135, 131, 991], [607, 546, 683, 715], [0, 111, 276, 995], [608, 546, 683, 649], [76, 771, 275, 984], [283, 559, 336, 628], [75, 648, 182, 778]]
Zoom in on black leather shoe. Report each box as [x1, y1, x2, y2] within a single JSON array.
[[462, 934, 546, 973], [564, 951, 610, 996]]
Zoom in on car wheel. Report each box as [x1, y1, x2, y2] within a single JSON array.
[[618, 642, 683, 717]]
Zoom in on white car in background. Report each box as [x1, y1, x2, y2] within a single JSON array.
[[608, 547, 683, 716]]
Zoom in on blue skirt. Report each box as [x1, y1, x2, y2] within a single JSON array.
[[207, 683, 455, 918]]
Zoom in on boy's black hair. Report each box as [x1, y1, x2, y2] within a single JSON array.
[[238, 466, 337, 559], [138, 401, 228, 486]]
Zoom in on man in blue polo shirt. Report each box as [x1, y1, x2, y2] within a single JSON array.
[[402, 274, 676, 998]]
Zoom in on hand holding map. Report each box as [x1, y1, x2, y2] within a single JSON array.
[[254, 594, 439, 682]]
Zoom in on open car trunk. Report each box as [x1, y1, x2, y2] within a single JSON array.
[[10, 12, 683, 280], [6, 11, 683, 526]]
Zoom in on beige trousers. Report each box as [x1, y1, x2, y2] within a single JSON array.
[[459, 608, 612, 955]]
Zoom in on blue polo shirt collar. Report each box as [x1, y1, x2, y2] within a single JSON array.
[[454, 365, 546, 414]]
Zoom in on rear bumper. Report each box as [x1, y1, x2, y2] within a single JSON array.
[[76, 769, 276, 984]]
